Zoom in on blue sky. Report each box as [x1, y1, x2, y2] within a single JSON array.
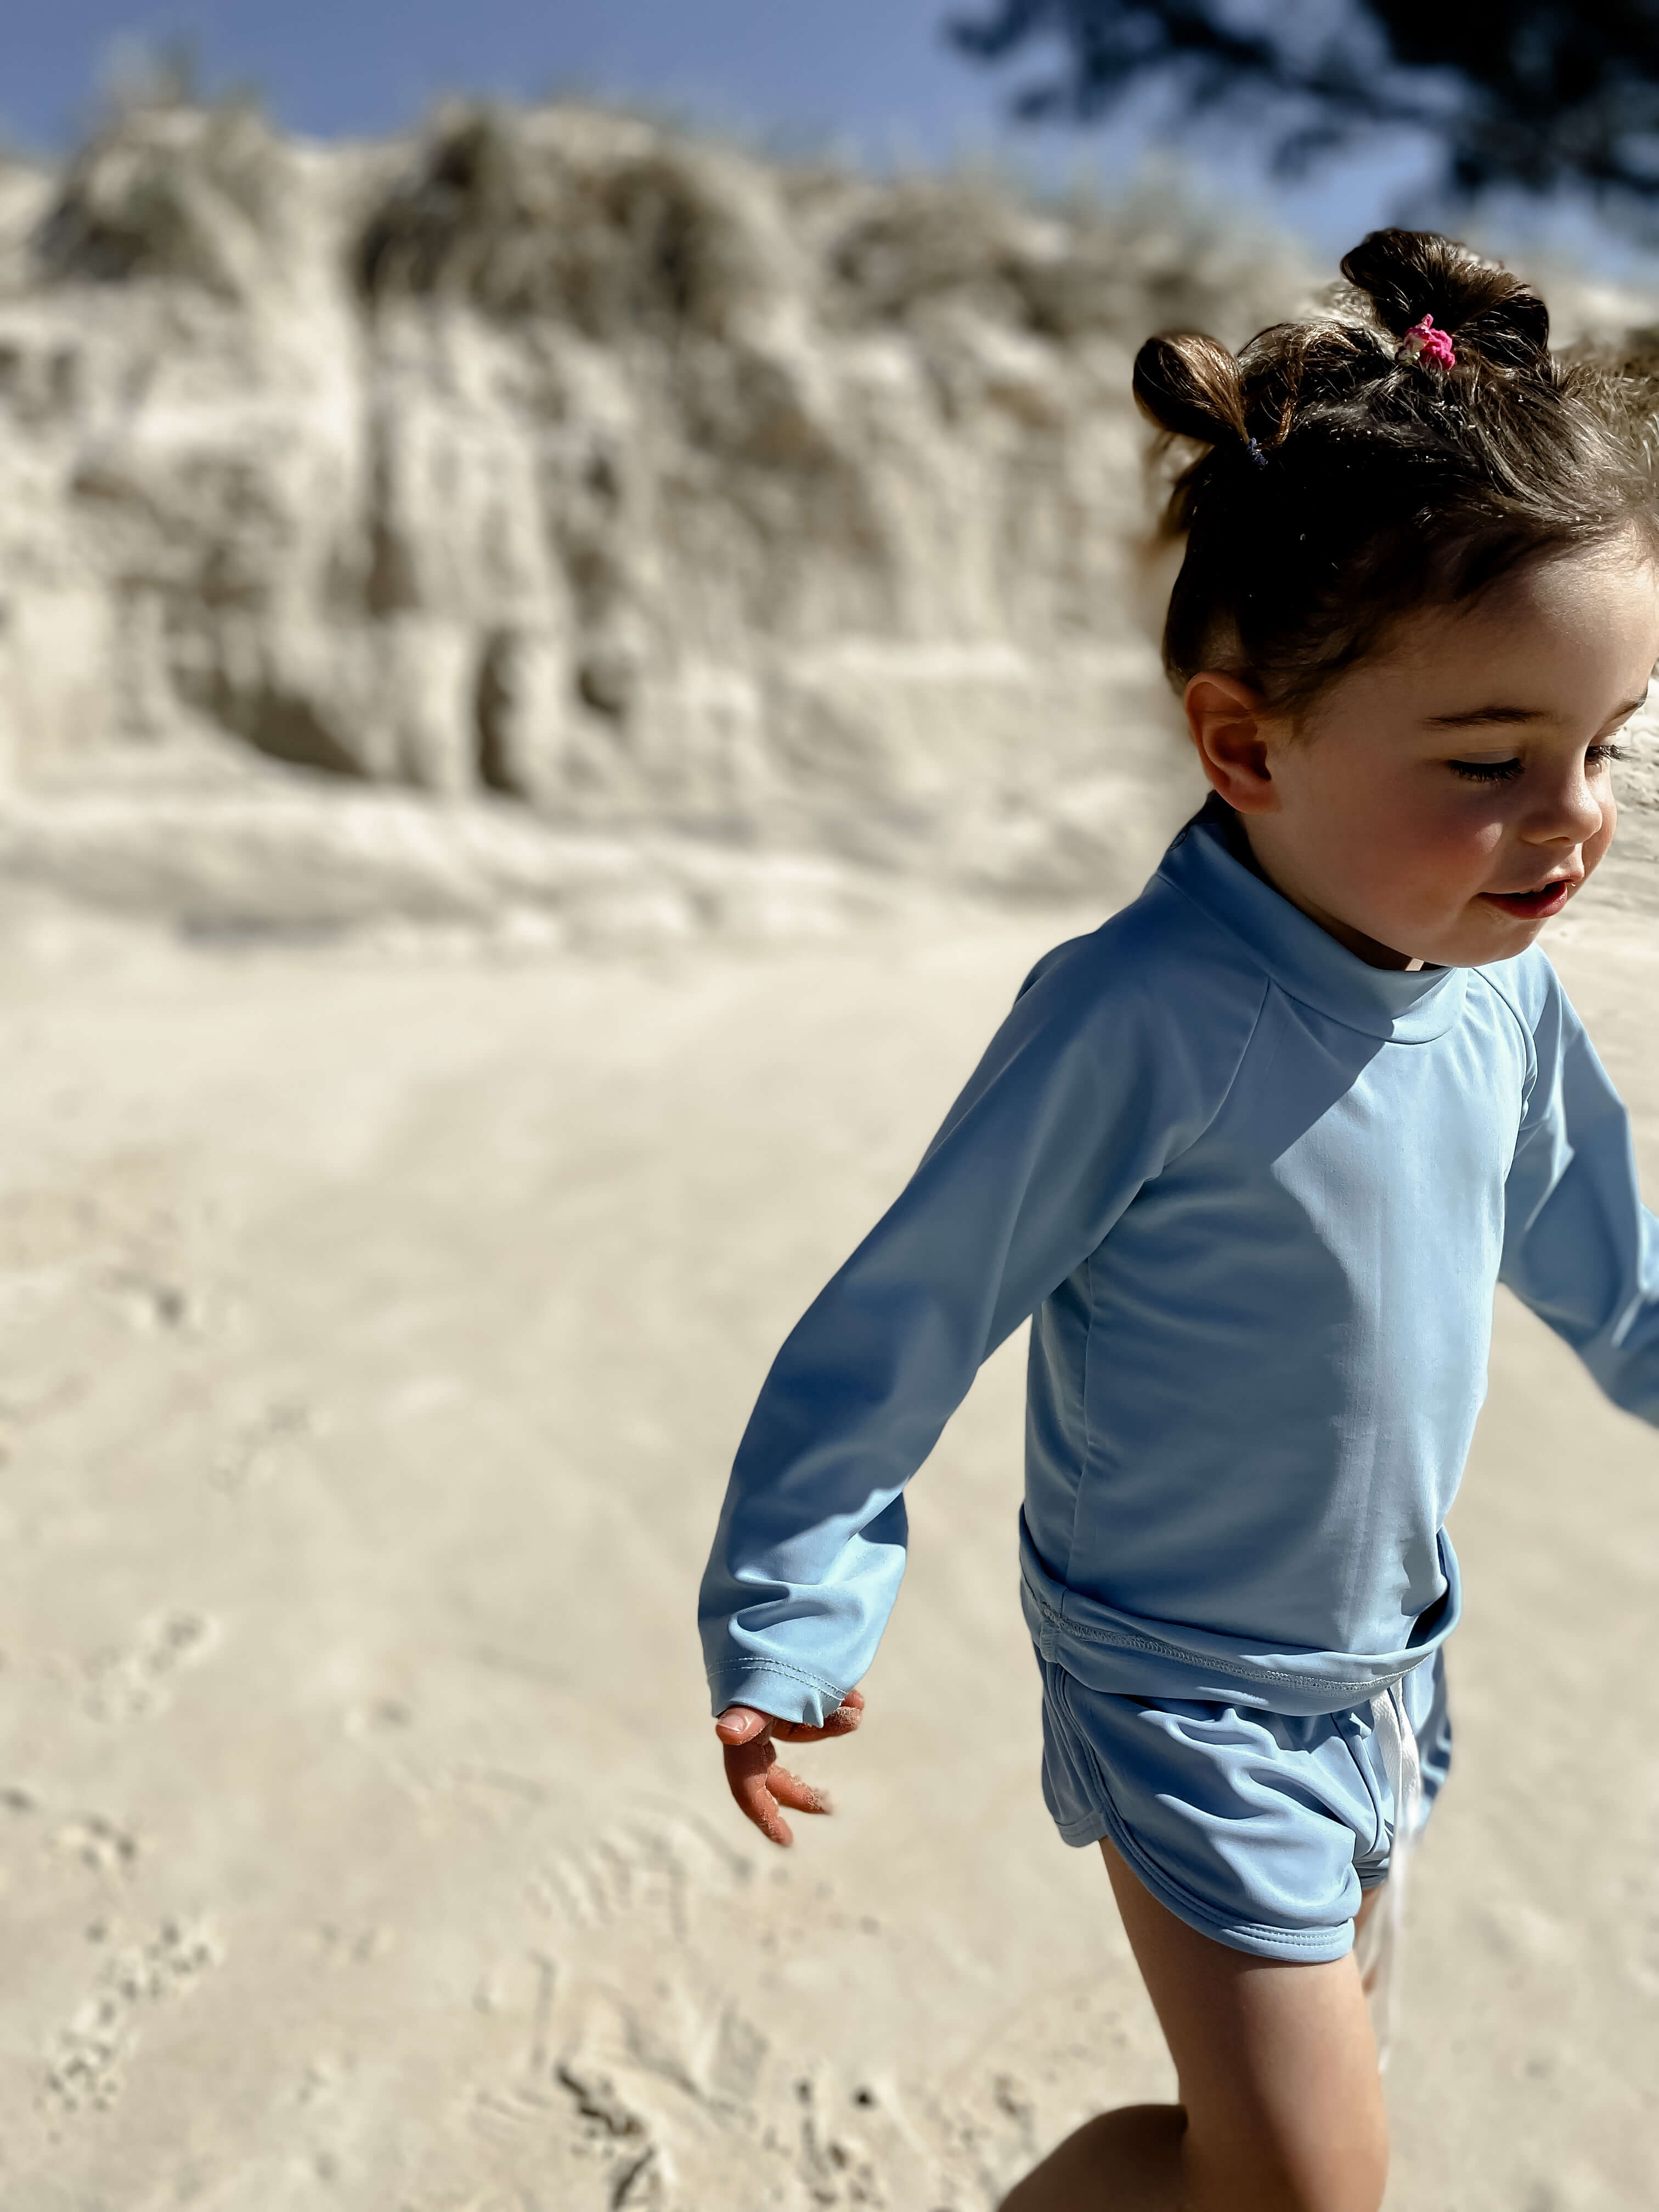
[[1, 0, 1644, 272]]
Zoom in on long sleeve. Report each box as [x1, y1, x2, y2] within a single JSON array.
[[1500, 968, 1659, 1421], [697, 909, 1261, 1725]]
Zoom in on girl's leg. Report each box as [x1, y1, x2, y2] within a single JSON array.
[[999, 1842, 1387, 2212]]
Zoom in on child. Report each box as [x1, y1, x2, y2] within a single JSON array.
[[697, 229, 1659, 2212]]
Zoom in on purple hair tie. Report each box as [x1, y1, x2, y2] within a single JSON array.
[[1244, 436, 1268, 470]]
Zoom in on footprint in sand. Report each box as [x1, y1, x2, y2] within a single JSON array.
[[81, 1608, 219, 1723], [210, 1395, 321, 1494], [506, 1814, 920, 2207], [38, 1915, 221, 2128], [44, 1810, 140, 1880]]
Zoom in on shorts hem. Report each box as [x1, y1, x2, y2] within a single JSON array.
[[1058, 1791, 1356, 1965]]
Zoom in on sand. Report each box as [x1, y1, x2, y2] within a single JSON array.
[[0, 877, 1655, 2211]]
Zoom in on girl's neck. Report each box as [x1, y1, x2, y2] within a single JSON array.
[[1205, 798, 1428, 973]]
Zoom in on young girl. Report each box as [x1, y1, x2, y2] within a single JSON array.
[[698, 229, 1659, 2211]]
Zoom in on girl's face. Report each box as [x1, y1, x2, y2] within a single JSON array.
[[1187, 534, 1659, 969]]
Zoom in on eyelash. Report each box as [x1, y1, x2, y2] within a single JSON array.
[[1448, 742, 1629, 784]]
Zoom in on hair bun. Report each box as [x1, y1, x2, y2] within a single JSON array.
[[1339, 229, 1549, 370], [1132, 331, 1249, 448]]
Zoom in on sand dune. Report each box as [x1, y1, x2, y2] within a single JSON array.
[[0, 871, 1654, 2210]]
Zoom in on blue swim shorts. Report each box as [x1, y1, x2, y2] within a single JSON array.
[[1035, 1645, 1452, 1964]]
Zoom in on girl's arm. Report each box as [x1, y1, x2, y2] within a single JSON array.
[[1500, 969, 1659, 1420], [698, 918, 1258, 1735]]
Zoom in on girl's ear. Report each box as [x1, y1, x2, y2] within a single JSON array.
[[1183, 672, 1280, 813]]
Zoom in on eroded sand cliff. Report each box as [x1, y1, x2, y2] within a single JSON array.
[[0, 97, 1326, 934]]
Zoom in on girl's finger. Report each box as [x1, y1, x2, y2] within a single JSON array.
[[772, 1690, 866, 1745], [723, 1737, 794, 1847], [714, 1705, 770, 1745], [765, 1763, 833, 1817]]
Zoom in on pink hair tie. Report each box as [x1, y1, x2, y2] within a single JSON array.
[[1397, 314, 1457, 370]]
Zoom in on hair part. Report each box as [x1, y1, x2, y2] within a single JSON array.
[[1134, 229, 1659, 719]]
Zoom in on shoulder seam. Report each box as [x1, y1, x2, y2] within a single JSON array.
[[1034, 874, 1270, 1164], [1165, 968, 1275, 1174], [1470, 964, 1539, 1093], [1158, 873, 1269, 975], [1099, 873, 1274, 1170]]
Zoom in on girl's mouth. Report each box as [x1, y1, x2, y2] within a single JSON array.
[[1480, 877, 1578, 921]]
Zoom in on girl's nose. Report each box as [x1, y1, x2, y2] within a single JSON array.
[[1521, 767, 1608, 848]]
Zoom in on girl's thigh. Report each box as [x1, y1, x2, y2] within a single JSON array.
[[1102, 1839, 1389, 2212]]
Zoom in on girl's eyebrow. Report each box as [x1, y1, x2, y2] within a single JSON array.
[[1424, 706, 1543, 727], [1426, 696, 1649, 729]]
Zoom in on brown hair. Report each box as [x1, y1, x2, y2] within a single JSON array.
[[1134, 229, 1659, 717]]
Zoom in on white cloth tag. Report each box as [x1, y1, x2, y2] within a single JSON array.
[[1352, 1679, 1422, 2071]]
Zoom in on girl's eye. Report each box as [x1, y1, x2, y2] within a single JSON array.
[[1449, 743, 1628, 784], [1449, 759, 1522, 783]]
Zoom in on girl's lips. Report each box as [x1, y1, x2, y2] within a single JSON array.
[[1480, 878, 1578, 920]]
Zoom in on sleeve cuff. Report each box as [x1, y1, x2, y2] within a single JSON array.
[[706, 1658, 850, 1730]]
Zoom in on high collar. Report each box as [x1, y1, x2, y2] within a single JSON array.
[[1158, 812, 1468, 1043]]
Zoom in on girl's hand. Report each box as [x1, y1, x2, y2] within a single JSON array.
[[713, 1690, 866, 1846]]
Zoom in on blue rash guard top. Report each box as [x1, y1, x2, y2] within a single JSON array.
[[698, 810, 1659, 1728]]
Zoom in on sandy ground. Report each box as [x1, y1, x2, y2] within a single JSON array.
[[0, 872, 1655, 2212]]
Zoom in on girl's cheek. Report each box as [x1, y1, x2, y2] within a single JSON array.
[[1398, 816, 1501, 905], [1424, 802, 1506, 861]]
